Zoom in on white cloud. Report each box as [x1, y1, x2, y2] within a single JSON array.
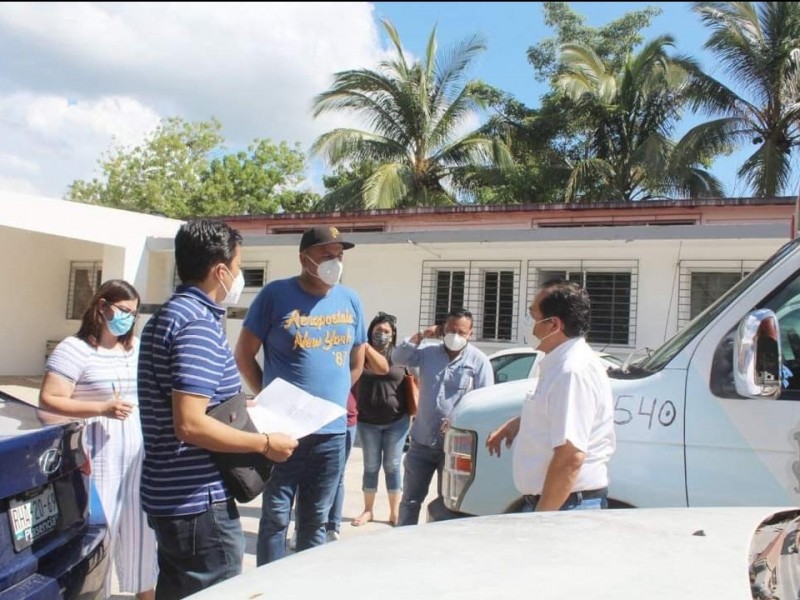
[[0, 152, 39, 175], [0, 173, 40, 195], [0, 93, 161, 195], [0, 2, 388, 196]]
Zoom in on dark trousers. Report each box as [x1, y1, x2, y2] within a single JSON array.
[[147, 498, 244, 600]]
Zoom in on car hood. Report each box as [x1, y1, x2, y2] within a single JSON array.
[[188, 507, 796, 599], [451, 378, 536, 432], [0, 393, 76, 438]]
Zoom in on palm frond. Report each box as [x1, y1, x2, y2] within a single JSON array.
[[311, 18, 504, 209], [556, 43, 618, 104], [424, 24, 438, 83], [381, 18, 410, 79], [362, 163, 411, 208], [628, 34, 675, 83], [663, 166, 725, 198], [310, 129, 405, 165], [737, 132, 794, 197], [431, 34, 488, 107], [673, 117, 752, 165], [564, 158, 616, 202], [631, 132, 673, 178], [433, 133, 513, 169], [428, 84, 484, 148], [315, 177, 368, 211]]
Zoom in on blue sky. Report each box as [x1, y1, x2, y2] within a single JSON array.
[[371, 1, 780, 198], [0, 3, 792, 200]]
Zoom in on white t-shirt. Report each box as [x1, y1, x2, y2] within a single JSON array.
[[513, 337, 616, 495]]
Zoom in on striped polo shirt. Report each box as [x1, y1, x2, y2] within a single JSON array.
[[137, 285, 241, 517]]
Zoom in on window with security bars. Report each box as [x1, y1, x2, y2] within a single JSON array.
[[482, 270, 515, 341], [172, 262, 268, 290], [434, 270, 465, 325], [67, 261, 102, 320], [528, 261, 638, 347], [242, 265, 267, 289], [420, 261, 521, 342], [677, 261, 759, 328]]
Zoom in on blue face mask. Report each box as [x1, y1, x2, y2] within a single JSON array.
[[107, 309, 135, 337]]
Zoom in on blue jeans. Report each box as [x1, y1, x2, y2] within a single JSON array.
[[147, 498, 244, 600], [358, 417, 410, 493], [325, 425, 356, 534], [397, 440, 444, 526], [257, 433, 345, 565], [522, 493, 608, 512]]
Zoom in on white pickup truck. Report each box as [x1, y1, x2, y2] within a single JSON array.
[[431, 236, 800, 520]]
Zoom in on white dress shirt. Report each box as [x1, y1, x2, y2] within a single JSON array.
[[513, 337, 616, 495]]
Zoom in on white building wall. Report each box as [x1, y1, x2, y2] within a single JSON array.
[[0, 227, 102, 374], [214, 235, 787, 361], [0, 192, 183, 375]]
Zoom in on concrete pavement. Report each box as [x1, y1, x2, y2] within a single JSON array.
[[239, 443, 435, 571]]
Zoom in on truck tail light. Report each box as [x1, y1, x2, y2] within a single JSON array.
[[442, 428, 477, 511]]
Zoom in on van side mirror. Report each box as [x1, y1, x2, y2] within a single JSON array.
[[734, 309, 782, 398]]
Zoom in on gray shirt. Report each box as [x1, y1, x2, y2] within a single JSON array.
[[392, 339, 494, 448]]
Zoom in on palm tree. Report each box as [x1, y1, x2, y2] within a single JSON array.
[[555, 35, 722, 202], [677, 2, 800, 197], [311, 19, 512, 210]]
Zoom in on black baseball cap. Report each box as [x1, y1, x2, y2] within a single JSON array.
[[299, 226, 355, 251]]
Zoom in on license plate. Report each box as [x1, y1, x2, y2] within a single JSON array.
[[8, 484, 59, 552]]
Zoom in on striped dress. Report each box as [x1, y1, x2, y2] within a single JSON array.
[[45, 336, 158, 595]]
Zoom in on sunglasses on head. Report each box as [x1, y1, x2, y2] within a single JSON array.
[[377, 311, 397, 324]]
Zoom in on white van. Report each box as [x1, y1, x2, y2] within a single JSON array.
[[434, 237, 800, 519]]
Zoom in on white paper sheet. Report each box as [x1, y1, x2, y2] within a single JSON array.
[[247, 377, 346, 439]]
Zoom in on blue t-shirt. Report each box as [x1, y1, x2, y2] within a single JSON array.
[[243, 277, 367, 434]]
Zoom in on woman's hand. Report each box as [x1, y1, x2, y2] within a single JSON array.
[[103, 398, 134, 420]]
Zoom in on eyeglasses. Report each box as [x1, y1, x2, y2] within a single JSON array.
[[376, 311, 397, 324], [105, 300, 138, 317]]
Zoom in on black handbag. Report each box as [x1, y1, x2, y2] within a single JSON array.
[[206, 392, 273, 503]]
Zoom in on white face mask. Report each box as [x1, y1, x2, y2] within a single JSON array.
[[443, 332, 468, 352], [529, 316, 558, 351], [307, 256, 343, 286], [220, 267, 245, 305]]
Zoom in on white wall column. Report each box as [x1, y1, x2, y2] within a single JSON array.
[[102, 240, 149, 294]]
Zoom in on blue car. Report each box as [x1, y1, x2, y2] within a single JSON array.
[[0, 389, 109, 599]]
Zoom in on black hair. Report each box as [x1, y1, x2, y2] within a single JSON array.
[[445, 307, 473, 325], [368, 313, 398, 348], [175, 219, 243, 283], [538, 280, 591, 338]]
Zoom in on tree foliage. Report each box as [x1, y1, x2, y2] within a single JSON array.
[[311, 19, 513, 210], [556, 36, 722, 202], [678, 1, 800, 197], [527, 2, 663, 83], [454, 85, 577, 204], [462, 2, 666, 204], [66, 117, 317, 218]]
